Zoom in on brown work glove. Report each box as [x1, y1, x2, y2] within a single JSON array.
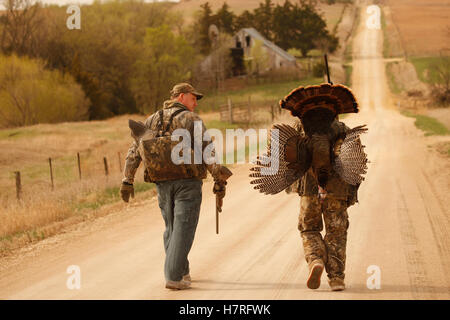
[[120, 182, 134, 203], [213, 181, 227, 213]]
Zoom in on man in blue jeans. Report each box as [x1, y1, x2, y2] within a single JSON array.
[[156, 178, 203, 288], [120, 83, 231, 290]]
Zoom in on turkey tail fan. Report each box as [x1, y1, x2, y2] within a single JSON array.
[[249, 124, 310, 195], [333, 125, 368, 185], [279, 83, 359, 119]]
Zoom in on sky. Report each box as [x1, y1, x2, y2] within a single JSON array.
[[0, 0, 180, 9], [39, 0, 180, 4]]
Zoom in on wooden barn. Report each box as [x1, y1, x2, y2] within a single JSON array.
[[234, 28, 297, 71]]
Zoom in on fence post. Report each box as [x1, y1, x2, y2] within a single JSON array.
[[15, 171, 21, 200], [228, 97, 233, 124], [103, 157, 109, 177], [77, 152, 81, 180], [49, 158, 54, 191]]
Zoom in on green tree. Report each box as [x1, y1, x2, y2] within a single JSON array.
[[234, 10, 254, 31], [215, 3, 236, 35], [272, 0, 338, 57], [131, 25, 195, 114], [68, 54, 110, 120], [1, 0, 179, 119], [272, 0, 295, 50], [293, 2, 338, 56], [253, 0, 274, 41], [0, 54, 89, 128], [193, 2, 215, 55], [245, 39, 270, 76]]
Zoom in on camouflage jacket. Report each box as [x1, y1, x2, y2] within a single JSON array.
[[122, 101, 221, 184], [293, 118, 358, 203]]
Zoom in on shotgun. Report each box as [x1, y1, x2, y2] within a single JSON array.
[[324, 54, 333, 85]]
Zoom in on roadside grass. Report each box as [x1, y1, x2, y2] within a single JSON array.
[[342, 4, 359, 88], [380, 7, 389, 58], [344, 64, 353, 87], [344, 39, 353, 62], [401, 110, 450, 136], [380, 5, 406, 59], [74, 181, 154, 212], [410, 56, 449, 85], [386, 62, 403, 94], [0, 115, 153, 252], [436, 141, 450, 157], [0, 172, 156, 255], [345, 3, 359, 60]]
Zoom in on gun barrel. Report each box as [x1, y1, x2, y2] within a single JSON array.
[[216, 197, 219, 234], [324, 54, 332, 84]]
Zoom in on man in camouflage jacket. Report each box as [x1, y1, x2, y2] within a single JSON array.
[[291, 118, 358, 291], [120, 83, 230, 290]]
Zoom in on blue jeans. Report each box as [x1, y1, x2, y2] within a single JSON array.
[[155, 178, 203, 282]]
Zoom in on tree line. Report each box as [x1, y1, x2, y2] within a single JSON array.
[[0, 0, 339, 127], [192, 0, 338, 57], [0, 0, 195, 126]]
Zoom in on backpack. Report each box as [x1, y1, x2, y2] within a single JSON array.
[[140, 108, 205, 183]]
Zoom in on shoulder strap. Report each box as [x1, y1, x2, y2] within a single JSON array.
[[163, 107, 188, 134], [157, 110, 164, 132]]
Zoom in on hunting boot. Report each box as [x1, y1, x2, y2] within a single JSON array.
[[307, 259, 324, 289], [165, 279, 191, 290], [328, 277, 345, 291], [183, 274, 191, 282]]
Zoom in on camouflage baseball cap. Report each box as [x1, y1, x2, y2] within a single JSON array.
[[170, 83, 203, 100]]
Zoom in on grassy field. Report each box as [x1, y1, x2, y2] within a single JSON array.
[[0, 114, 155, 253], [401, 110, 450, 136], [199, 77, 323, 112], [385, 0, 449, 57], [410, 56, 449, 85]]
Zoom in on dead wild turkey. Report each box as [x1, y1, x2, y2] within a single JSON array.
[[250, 83, 368, 195]]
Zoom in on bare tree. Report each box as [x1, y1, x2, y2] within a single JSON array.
[[0, 0, 43, 56]]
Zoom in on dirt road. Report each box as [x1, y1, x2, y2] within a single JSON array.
[[1, 2, 449, 299]]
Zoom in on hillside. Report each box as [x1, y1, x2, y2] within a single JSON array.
[[172, 0, 349, 31], [384, 0, 449, 57]]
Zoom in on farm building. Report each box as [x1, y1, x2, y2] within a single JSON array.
[[234, 28, 297, 71]]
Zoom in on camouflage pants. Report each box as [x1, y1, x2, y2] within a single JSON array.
[[298, 196, 349, 280]]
